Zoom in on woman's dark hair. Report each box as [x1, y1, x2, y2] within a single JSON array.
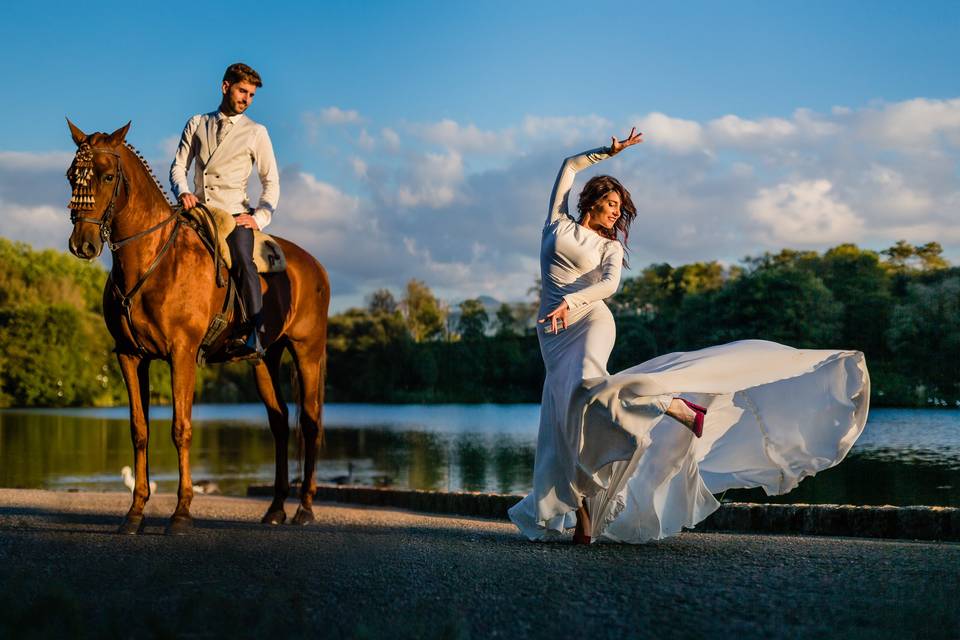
[[576, 174, 637, 254]]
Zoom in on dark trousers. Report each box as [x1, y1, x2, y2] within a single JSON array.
[[225, 223, 262, 323]]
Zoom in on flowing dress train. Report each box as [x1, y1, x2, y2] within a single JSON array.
[[507, 148, 870, 543]]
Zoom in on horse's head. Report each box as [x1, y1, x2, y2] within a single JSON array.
[[65, 119, 131, 259]]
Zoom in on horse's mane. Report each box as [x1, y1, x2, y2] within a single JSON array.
[[122, 142, 174, 207]]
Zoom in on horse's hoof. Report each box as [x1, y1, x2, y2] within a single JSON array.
[[117, 514, 146, 535], [164, 515, 194, 536], [261, 509, 287, 525], [291, 506, 315, 525]]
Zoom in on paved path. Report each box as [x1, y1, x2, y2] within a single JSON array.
[[1, 489, 957, 639]]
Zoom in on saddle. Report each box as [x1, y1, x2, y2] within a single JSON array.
[[181, 204, 287, 273], [182, 204, 286, 365]]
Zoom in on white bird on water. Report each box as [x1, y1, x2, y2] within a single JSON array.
[[192, 480, 220, 495], [120, 466, 158, 494]]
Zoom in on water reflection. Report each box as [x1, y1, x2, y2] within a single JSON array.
[[0, 406, 957, 506]]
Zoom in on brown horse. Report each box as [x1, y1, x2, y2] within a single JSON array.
[[65, 120, 330, 534]]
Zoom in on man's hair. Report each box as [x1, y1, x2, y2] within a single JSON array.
[[223, 63, 263, 88]]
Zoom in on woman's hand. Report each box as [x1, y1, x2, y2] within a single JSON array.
[[609, 127, 643, 155], [539, 300, 569, 334]]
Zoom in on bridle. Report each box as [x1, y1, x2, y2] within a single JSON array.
[[68, 145, 180, 254], [68, 143, 184, 354]]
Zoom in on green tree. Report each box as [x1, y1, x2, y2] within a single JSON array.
[[494, 303, 520, 337], [0, 305, 118, 406], [457, 299, 488, 340], [401, 279, 446, 342], [887, 277, 960, 398], [614, 261, 731, 353], [367, 288, 398, 314], [816, 244, 892, 358], [0, 239, 126, 407], [915, 242, 949, 271], [328, 308, 408, 352], [882, 240, 949, 273], [678, 265, 843, 349]]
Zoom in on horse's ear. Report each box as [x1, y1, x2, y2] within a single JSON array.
[[107, 121, 131, 146], [66, 118, 87, 147]]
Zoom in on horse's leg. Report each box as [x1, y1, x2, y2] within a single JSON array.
[[117, 353, 151, 535], [254, 344, 290, 524], [291, 342, 325, 525], [166, 352, 197, 535]]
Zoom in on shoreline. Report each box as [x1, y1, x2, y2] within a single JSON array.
[[0, 486, 955, 542], [253, 483, 960, 542], [55, 483, 953, 543]]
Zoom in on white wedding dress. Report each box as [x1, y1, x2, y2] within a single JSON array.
[[508, 148, 870, 543]]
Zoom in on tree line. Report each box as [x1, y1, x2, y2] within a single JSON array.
[[0, 237, 956, 407]]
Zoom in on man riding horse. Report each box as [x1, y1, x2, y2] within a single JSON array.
[[65, 62, 330, 534], [170, 62, 278, 359]]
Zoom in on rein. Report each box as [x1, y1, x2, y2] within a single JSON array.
[[69, 144, 184, 354]]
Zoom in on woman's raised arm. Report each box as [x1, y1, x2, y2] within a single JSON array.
[[545, 128, 643, 227]]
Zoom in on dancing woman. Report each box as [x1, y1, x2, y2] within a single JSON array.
[[508, 130, 870, 544]]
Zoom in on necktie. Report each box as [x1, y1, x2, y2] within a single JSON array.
[[217, 116, 232, 146]]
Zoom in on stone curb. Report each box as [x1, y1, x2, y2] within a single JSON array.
[[247, 484, 960, 542]]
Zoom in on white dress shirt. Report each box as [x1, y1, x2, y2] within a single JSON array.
[[169, 111, 280, 230]]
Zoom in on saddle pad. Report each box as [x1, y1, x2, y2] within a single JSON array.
[[186, 205, 287, 273]]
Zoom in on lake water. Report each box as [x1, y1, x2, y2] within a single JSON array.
[[0, 404, 958, 506]]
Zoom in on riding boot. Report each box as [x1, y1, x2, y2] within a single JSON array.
[[241, 312, 266, 358], [226, 223, 264, 359]]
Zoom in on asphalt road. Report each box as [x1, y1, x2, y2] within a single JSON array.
[[0, 489, 957, 639]]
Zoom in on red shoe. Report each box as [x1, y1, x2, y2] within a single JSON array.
[[680, 398, 707, 438]]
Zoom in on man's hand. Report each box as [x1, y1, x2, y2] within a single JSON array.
[[179, 193, 199, 210], [609, 127, 643, 155], [235, 214, 261, 231]]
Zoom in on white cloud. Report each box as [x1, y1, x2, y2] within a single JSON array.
[[0, 151, 73, 171], [792, 108, 841, 138], [318, 106, 363, 125], [708, 114, 797, 146], [1, 198, 71, 250], [520, 115, 613, 146], [861, 164, 933, 216], [351, 157, 368, 179], [859, 97, 960, 149], [280, 171, 362, 224], [302, 107, 365, 142], [633, 112, 703, 153], [409, 119, 511, 153], [748, 179, 864, 245], [381, 128, 401, 152], [395, 150, 464, 208], [357, 129, 376, 150]]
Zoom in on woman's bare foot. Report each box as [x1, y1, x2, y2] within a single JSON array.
[[573, 501, 592, 544], [667, 398, 706, 437], [667, 397, 698, 429]]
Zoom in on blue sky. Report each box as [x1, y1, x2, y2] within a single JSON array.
[[2, 1, 959, 309]]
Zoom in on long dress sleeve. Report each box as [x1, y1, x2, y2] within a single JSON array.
[[546, 147, 613, 227], [169, 115, 201, 202], [562, 241, 624, 310]]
